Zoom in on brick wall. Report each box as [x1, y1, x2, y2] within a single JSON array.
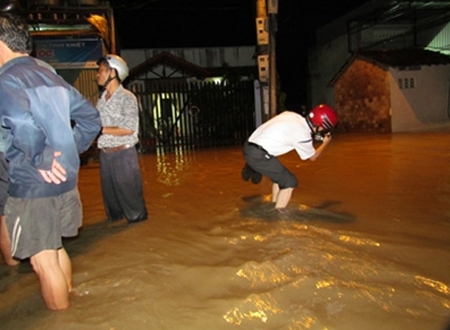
[[334, 59, 391, 133]]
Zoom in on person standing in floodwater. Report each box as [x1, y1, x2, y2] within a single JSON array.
[[0, 54, 58, 269], [95, 54, 148, 224], [0, 13, 101, 310], [242, 105, 338, 210]]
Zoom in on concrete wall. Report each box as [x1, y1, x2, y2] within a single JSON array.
[[308, 34, 349, 107], [334, 59, 450, 133], [390, 65, 450, 132]]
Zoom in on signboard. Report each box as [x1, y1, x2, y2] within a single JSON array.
[[34, 38, 103, 69]]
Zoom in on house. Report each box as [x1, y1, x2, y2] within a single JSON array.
[[127, 51, 212, 83], [308, 0, 450, 133], [329, 48, 450, 133], [122, 46, 257, 83], [119, 47, 258, 151]]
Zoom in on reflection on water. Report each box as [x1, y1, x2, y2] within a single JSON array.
[[0, 133, 450, 330], [240, 195, 355, 223], [415, 276, 450, 296], [155, 147, 196, 186], [215, 207, 450, 329]]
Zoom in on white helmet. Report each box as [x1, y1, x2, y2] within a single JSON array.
[[98, 54, 129, 81]]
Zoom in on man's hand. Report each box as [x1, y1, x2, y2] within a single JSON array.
[[38, 151, 67, 184], [310, 133, 332, 161], [322, 133, 332, 145]]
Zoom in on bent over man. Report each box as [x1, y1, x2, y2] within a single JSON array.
[[0, 14, 101, 310], [243, 105, 338, 209]]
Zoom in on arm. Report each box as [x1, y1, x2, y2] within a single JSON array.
[[68, 86, 102, 154], [0, 77, 54, 170], [101, 91, 139, 137], [37, 151, 66, 184], [40, 85, 100, 184], [0, 77, 66, 184], [101, 126, 133, 136], [309, 133, 332, 161]]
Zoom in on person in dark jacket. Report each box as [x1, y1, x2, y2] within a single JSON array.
[[0, 14, 101, 310]]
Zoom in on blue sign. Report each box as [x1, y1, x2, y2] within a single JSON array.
[[34, 38, 103, 69]]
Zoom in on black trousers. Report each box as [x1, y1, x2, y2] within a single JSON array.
[[243, 142, 298, 189], [99, 146, 148, 222]]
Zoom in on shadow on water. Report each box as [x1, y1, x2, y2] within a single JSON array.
[[0, 220, 132, 293], [0, 219, 140, 324], [63, 220, 134, 257], [0, 260, 33, 289], [240, 194, 355, 223]]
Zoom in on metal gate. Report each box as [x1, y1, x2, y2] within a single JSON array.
[[131, 80, 256, 152]]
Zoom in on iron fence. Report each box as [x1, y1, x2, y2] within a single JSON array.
[[79, 80, 256, 164], [131, 80, 256, 152]]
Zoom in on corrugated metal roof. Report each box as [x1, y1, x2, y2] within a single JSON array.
[[328, 48, 450, 86], [357, 48, 450, 67]]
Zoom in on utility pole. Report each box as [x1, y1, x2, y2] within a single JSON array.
[[255, 0, 269, 122], [267, 0, 278, 119], [255, 0, 278, 122]]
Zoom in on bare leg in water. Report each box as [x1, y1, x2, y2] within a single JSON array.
[[271, 183, 294, 209], [0, 215, 19, 266], [30, 248, 72, 310]]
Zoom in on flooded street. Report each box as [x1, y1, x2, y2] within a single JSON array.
[[0, 132, 449, 330]]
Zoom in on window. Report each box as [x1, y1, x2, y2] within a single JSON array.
[[398, 77, 416, 89]]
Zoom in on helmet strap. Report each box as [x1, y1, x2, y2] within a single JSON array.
[[306, 115, 320, 133], [306, 117, 320, 141], [307, 116, 332, 141], [98, 71, 118, 97]]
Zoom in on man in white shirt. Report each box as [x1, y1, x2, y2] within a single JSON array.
[[243, 104, 338, 209]]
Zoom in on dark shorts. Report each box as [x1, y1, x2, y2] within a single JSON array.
[[243, 142, 298, 189], [0, 153, 8, 215], [5, 188, 82, 259]]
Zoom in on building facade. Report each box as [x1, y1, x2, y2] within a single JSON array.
[[309, 0, 450, 132]]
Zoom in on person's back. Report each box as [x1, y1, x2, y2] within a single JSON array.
[[0, 56, 100, 198], [248, 111, 313, 158], [0, 13, 101, 311], [243, 105, 338, 210]]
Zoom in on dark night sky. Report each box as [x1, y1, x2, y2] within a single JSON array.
[[111, 1, 254, 49], [110, 0, 369, 107]]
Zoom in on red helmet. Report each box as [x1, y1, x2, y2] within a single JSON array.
[[309, 104, 338, 130]]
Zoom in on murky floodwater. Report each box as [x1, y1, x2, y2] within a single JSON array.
[[0, 132, 449, 330]]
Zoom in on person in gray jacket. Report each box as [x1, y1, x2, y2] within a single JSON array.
[[0, 14, 101, 310]]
